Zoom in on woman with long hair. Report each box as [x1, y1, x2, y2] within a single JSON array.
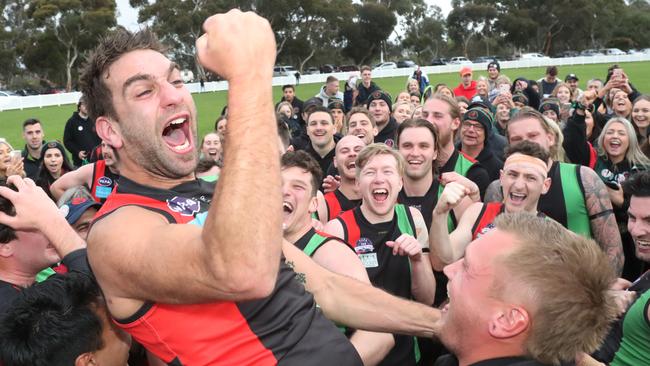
[[0, 139, 25, 180], [35, 141, 73, 200]]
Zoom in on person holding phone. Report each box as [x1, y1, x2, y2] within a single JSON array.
[[563, 90, 650, 280], [0, 139, 25, 180]]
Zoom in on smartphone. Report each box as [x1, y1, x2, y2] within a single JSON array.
[[9, 150, 21, 163], [603, 180, 620, 190], [499, 84, 510, 93]]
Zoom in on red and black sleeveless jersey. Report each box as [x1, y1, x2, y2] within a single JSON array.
[[397, 179, 440, 232], [90, 160, 119, 203], [336, 205, 419, 366], [93, 177, 362, 366], [323, 189, 361, 221], [471, 202, 504, 240]]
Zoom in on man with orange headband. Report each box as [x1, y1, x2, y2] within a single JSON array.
[[430, 141, 552, 265]]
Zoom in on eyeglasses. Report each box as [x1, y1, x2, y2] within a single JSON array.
[[461, 121, 484, 131]]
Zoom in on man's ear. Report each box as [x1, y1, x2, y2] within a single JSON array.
[[95, 116, 123, 149], [0, 242, 14, 258], [74, 352, 95, 366], [488, 306, 530, 339]]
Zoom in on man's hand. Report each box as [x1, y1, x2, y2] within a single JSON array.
[[386, 234, 422, 261], [439, 172, 480, 202], [434, 182, 471, 216], [0, 175, 60, 232], [196, 9, 276, 81], [78, 151, 88, 160], [322, 175, 341, 193], [5, 159, 24, 177]]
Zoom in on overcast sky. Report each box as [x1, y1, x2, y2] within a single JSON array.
[[116, 0, 454, 31]]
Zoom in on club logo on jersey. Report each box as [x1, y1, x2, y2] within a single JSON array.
[[97, 176, 113, 187], [384, 138, 395, 148], [354, 237, 374, 254], [167, 196, 201, 216], [476, 223, 496, 239]]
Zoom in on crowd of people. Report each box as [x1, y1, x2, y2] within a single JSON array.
[[0, 9, 649, 366]]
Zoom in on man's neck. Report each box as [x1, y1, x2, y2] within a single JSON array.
[[27, 145, 42, 160], [360, 201, 394, 224], [545, 76, 555, 83], [0, 267, 36, 288], [457, 345, 527, 366], [312, 141, 335, 158], [436, 142, 455, 168], [497, 119, 508, 130], [284, 219, 313, 244], [462, 143, 484, 159], [363, 81, 371, 88], [339, 178, 361, 199], [403, 171, 433, 197], [79, 112, 88, 119], [463, 81, 472, 88], [121, 164, 195, 191], [376, 119, 390, 133]]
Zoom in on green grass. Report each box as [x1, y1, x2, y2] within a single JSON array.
[[1, 61, 648, 150]]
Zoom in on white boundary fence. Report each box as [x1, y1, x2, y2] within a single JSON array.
[[2, 53, 649, 112]]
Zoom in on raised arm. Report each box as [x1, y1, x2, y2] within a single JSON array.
[[282, 240, 441, 338], [580, 166, 624, 275], [50, 163, 94, 200], [88, 10, 283, 309]]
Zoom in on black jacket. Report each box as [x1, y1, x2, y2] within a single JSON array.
[[63, 112, 101, 167]]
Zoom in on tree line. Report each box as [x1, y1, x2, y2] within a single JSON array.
[[2, 0, 649, 92]]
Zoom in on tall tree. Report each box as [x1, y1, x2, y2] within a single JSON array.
[[341, 3, 396, 65], [447, 3, 497, 57], [401, 5, 446, 64], [28, 0, 116, 91]]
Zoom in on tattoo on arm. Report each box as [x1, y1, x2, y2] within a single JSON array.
[[484, 181, 503, 203], [581, 167, 624, 275]]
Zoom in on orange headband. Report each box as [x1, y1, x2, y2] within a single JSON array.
[[503, 153, 548, 177]]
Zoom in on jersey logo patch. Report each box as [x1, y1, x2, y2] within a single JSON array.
[[97, 176, 113, 186], [384, 138, 395, 148], [167, 196, 201, 216], [354, 237, 374, 254], [476, 223, 496, 239]]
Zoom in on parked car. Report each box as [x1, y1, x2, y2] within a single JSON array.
[[0, 90, 19, 97], [627, 49, 640, 55], [373, 62, 397, 70], [472, 56, 496, 64], [320, 64, 338, 73], [14, 88, 40, 96], [448, 56, 472, 65], [518, 53, 550, 60], [304, 67, 320, 75], [339, 65, 359, 72], [601, 48, 626, 56], [397, 60, 416, 68], [557, 50, 579, 58], [641, 48, 650, 54], [580, 49, 604, 56], [273, 65, 298, 77], [430, 58, 447, 65]]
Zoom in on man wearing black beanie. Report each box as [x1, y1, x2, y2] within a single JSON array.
[[459, 106, 503, 181], [366, 90, 398, 147]]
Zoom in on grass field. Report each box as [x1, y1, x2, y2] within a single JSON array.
[[1, 61, 648, 150]]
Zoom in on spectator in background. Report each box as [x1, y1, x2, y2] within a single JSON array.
[[395, 91, 411, 104], [35, 141, 73, 200], [458, 106, 503, 181], [328, 98, 346, 134], [488, 74, 511, 103], [565, 73, 583, 101], [305, 106, 338, 182], [345, 106, 378, 146], [0, 273, 131, 366], [392, 100, 413, 124], [453, 66, 477, 100], [493, 94, 514, 136], [435, 84, 455, 99], [63, 95, 101, 167], [0, 139, 25, 180], [316, 75, 344, 107], [215, 115, 227, 135], [512, 92, 529, 108], [407, 78, 420, 95], [366, 90, 398, 146], [200, 132, 223, 163], [587, 78, 604, 94], [551, 83, 573, 124], [539, 99, 561, 125], [410, 66, 429, 94], [475, 77, 489, 102], [355, 65, 380, 106], [277, 84, 304, 123], [540, 65, 559, 98], [20, 118, 45, 180], [632, 95, 650, 147], [486, 60, 500, 91], [511, 77, 540, 110], [409, 91, 421, 106], [456, 96, 470, 115]]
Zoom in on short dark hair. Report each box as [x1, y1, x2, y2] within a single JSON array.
[[0, 273, 107, 366], [397, 118, 441, 154], [282, 85, 295, 92], [623, 171, 650, 197], [504, 140, 550, 162], [195, 158, 222, 174], [546, 66, 558, 76], [307, 105, 333, 123], [360, 65, 371, 73], [80, 28, 166, 124], [0, 181, 17, 244], [214, 115, 226, 131], [22, 118, 41, 130], [281, 151, 323, 196]]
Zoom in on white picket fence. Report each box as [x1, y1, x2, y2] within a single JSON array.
[[2, 52, 649, 112]]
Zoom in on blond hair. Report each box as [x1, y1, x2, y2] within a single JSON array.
[[494, 213, 617, 365], [356, 143, 405, 178], [507, 107, 567, 162]]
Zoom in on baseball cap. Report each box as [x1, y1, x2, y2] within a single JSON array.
[[565, 73, 579, 82], [303, 97, 324, 111], [59, 197, 101, 225], [460, 66, 472, 76]]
